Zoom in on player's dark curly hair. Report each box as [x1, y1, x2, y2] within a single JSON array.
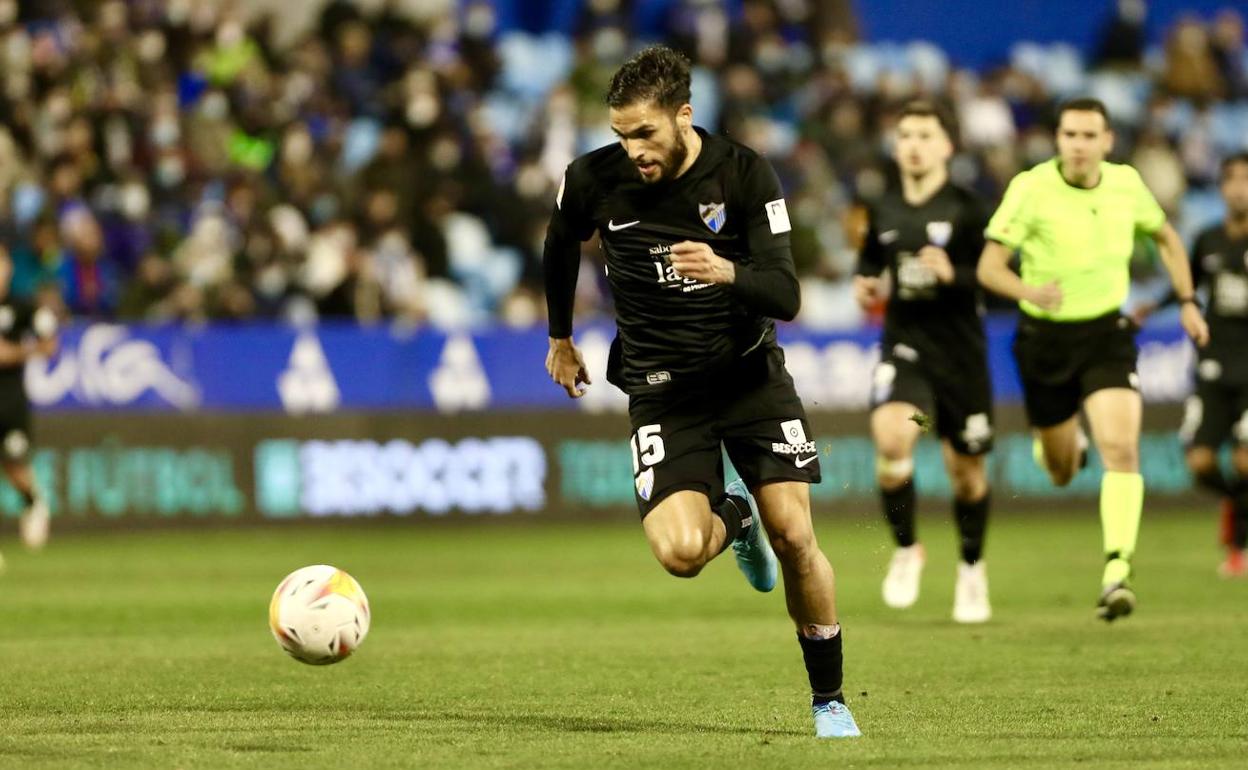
[[606, 46, 692, 111]]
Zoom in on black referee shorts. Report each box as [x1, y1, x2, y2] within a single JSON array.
[[1012, 311, 1139, 429], [626, 346, 820, 517]]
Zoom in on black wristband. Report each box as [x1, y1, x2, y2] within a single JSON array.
[[1179, 296, 1203, 310]]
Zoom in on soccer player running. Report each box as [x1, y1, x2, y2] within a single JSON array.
[[977, 98, 1209, 621], [0, 247, 59, 567], [542, 46, 860, 738], [854, 101, 994, 623], [1171, 152, 1248, 577]]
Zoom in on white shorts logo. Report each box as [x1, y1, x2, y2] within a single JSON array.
[[960, 413, 993, 453], [781, 419, 807, 444], [773, 419, 816, 468]]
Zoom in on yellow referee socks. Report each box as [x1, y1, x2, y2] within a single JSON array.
[[1100, 471, 1144, 586]]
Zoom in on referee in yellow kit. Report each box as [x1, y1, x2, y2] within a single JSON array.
[[977, 98, 1209, 621]]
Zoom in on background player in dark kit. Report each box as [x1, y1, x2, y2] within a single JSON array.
[[0, 247, 59, 564], [854, 101, 994, 623], [541, 46, 860, 738], [1149, 152, 1248, 577]]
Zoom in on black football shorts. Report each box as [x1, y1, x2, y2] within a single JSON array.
[[869, 341, 994, 456], [626, 346, 820, 517]]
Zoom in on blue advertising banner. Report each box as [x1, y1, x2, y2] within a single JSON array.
[[25, 317, 1196, 413]]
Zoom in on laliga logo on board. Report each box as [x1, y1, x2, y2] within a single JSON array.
[[26, 324, 200, 409]]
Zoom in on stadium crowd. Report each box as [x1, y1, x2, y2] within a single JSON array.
[[0, 0, 1245, 328]]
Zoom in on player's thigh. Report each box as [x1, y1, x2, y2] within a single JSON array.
[[941, 440, 988, 500], [870, 402, 924, 459], [720, 348, 821, 490], [1035, 413, 1082, 465], [627, 394, 723, 518], [1084, 387, 1142, 470], [641, 489, 717, 564], [752, 480, 819, 556]]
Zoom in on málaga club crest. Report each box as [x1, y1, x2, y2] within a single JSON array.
[[699, 202, 726, 233]]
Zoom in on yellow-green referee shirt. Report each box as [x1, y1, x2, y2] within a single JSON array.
[[985, 158, 1166, 321]]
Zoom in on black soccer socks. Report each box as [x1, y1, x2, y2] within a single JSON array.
[[798, 626, 844, 706], [954, 492, 990, 564], [713, 494, 751, 550], [881, 479, 917, 547]]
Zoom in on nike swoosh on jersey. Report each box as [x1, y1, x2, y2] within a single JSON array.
[[795, 455, 817, 468], [608, 219, 641, 231]]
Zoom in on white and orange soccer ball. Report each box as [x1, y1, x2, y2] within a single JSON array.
[[269, 565, 371, 665]]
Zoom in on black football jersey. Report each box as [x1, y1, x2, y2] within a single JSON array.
[[856, 182, 990, 368], [1191, 224, 1248, 383], [544, 129, 799, 394]]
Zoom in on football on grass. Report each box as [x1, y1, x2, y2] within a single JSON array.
[[269, 565, 371, 665]]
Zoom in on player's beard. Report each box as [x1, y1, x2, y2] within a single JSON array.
[[641, 127, 688, 185]]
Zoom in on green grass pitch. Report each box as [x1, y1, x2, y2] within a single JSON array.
[[2, 507, 1247, 769]]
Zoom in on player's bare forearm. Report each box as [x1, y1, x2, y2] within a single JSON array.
[[35, 336, 59, 358], [976, 241, 1026, 301], [977, 240, 1060, 311], [1153, 223, 1195, 299], [1152, 223, 1210, 346]]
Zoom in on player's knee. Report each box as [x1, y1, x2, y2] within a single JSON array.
[[1046, 448, 1081, 485], [1186, 448, 1218, 477], [768, 523, 817, 567], [652, 536, 708, 578], [875, 454, 914, 488], [658, 556, 703, 578], [1097, 438, 1138, 471], [951, 468, 987, 501]]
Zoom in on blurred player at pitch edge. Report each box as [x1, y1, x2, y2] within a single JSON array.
[[1140, 152, 1248, 577], [542, 46, 860, 738], [977, 98, 1209, 621], [854, 101, 995, 623], [0, 247, 58, 569]]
